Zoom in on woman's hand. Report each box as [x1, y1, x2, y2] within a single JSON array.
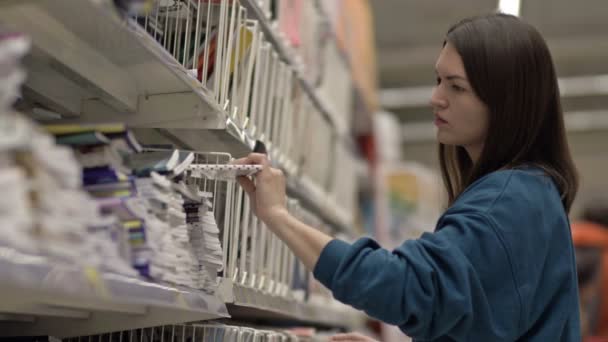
[[233, 153, 288, 227], [330, 332, 379, 342], [233, 153, 333, 271]]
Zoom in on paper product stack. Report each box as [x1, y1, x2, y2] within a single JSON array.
[[0, 33, 135, 276], [186, 191, 224, 293]]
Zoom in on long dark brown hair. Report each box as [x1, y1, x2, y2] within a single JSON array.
[[439, 13, 578, 212]]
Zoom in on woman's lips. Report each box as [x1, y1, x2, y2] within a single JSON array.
[[434, 114, 448, 126]]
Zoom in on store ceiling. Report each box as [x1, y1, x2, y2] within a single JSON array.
[[372, 0, 608, 122]]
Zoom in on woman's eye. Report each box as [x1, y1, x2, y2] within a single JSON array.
[[452, 84, 465, 92], [436, 77, 441, 85]]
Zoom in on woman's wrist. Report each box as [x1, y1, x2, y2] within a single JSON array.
[[263, 207, 291, 231]]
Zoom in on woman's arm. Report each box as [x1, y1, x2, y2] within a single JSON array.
[[233, 154, 521, 340], [234, 153, 333, 270]]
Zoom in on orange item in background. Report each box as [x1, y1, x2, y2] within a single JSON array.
[[573, 221, 608, 337]]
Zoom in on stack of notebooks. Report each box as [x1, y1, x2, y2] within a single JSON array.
[[128, 150, 194, 285], [11, 119, 229, 292], [0, 33, 135, 276], [0, 31, 29, 112], [0, 114, 136, 276], [45, 123, 147, 276], [129, 149, 225, 292], [0, 32, 33, 251], [49, 128, 204, 286], [133, 173, 197, 286], [184, 189, 224, 292]]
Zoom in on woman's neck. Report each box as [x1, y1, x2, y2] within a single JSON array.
[[465, 144, 483, 164]]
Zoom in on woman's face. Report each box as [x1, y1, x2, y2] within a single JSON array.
[[430, 42, 489, 161]]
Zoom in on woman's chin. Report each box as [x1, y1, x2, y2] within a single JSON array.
[[436, 132, 457, 146]]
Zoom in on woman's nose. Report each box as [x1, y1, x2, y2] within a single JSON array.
[[429, 87, 448, 110]]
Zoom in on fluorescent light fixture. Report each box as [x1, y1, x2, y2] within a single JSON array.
[[498, 0, 521, 16]]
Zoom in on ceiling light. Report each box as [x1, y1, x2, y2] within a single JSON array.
[[498, 0, 521, 16]]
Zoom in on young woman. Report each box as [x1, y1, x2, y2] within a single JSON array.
[[235, 13, 580, 341]]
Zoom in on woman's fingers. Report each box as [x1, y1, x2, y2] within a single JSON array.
[[232, 153, 270, 168], [236, 176, 256, 195], [232, 153, 287, 225]]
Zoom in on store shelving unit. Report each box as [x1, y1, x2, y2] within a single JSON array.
[[0, 247, 228, 337], [0, 0, 357, 234], [239, 0, 350, 140], [0, 0, 252, 155], [286, 176, 354, 234], [0, 248, 363, 337], [224, 281, 363, 329], [0, 0, 369, 338]]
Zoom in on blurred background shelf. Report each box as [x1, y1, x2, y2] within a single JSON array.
[[286, 176, 354, 235]]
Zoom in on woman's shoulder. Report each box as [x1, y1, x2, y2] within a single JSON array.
[[452, 167, 561, 216]]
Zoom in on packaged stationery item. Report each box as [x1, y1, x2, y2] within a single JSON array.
[[192, 164, 262, 181], [0, 31, 30, 112], [114, 0, 154, 15]]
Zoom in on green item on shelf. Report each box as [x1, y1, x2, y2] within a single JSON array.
[[55, 131, 111, 147]]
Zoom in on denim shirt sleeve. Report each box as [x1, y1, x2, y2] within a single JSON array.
[[313, 212, 521, 341]]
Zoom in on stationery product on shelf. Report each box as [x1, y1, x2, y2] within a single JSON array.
[[0, 31, 33, 252], [0, 33, 136, 276], [134, 172, 194, 285], [126, 149, 227, 292], [47, 124, 142, 174], [128, 149, 181, 176], [277, 0, 304, 48], [298, 0, 328, 86], [298, 104, 333, 188], [316, 39, 353, 134], [0, 114, 138, 276], [197, 29, 220, 82], [45, 124, 149, 275], [114, 0, 154, 15], [0, 31, 29, 112], [46, 128, 222, 285], [191, 163, 262, 181]]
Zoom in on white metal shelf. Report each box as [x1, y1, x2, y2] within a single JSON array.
[[266, 147, 355, 234], [1, 0, 359, 226], [0, 0, 253, 155], [219, 279, 364, 329], [0, 247, 229, 337], [0, 248, 363, 336], [240, 0, 355, 145], [286, 175, 354, 234]]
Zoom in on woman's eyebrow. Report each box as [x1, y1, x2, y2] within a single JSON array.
[[446, 75, 467, 81], [435, 69, 468, 81]]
